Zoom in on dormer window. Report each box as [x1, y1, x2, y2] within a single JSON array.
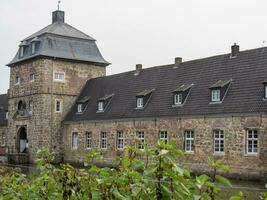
[[30, 37, 40, 55], [98, 101, 104, 111], [174, 93, 182, 105], [76, 96, 90, 114], [97, 94, 114, 113], [19, 46, 25, 57], [209, 79, 232, 103], [172, 83, 193, 106], [137, 97, 143, 108], [31, 42, 36, 54], [211, 89, 220, 102], [77, 104, 83, 113], [19, 41, 27, 58], [263, 79, 267, 99], [136, 89, 154, 109]]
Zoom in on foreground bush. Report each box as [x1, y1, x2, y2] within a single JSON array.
[[0, 141, 255, 200]]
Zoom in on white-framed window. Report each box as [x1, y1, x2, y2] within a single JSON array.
[[77, 104, 83, 113], [19, 46, 24, 57], [30, 73, 35, 82], [211, 89, 220, 102], [72, 132, 78, 150], [213, 129, 224, 153], [55, 100, 62, 113], [174, 93, 182, 105], [159, 131, 168, 144], [116, 131, 124, 150], [137, 97, 143, 108], [98, 101, 104, 111], [31, 42, 36, 54], [54, 72, 65, 81], [246, 129, 258, 155], [100, 132, 107, 149], [28, 100, 33, 115], [136, 131, 145, 150], [15, 76, 21, 85], [85, 131, 92, 149], [184, 130, 194, 152]]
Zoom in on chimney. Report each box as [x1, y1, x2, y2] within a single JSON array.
[[52, 10, 65, 23], [231, 43, 239, 57], [134, 64, 142, 75], [175, 57, 182, 65]]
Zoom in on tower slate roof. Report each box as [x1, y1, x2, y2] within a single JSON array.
[[8, 10, 109, 66], [65, 46, 267, 122], [0, 94, 8, 126]]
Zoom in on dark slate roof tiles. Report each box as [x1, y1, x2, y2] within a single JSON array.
[[64, 47, 267, 122]]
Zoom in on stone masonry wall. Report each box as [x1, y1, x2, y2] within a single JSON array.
[[0, 125, 7, 146], [7, 58, 105, 162], [63, 114, 267, 180]]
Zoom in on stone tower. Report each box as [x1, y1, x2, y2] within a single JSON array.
[[6, 10, 109, 162]]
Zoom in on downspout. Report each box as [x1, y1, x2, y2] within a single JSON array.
[[50, 58, 55, 150]]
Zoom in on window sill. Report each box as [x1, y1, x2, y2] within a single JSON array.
[[135, 107, 144, 110], [244, 153, 258, 157], [209, 101, 222, 105], [262, 98, 267, 101], [172, 104, 183, 107], [213, 152, 225, 156], [96, 110, 104, 113], [184, 151, 194, 154]]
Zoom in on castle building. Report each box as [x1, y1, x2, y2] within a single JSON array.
[[0, 10, 267, 180]]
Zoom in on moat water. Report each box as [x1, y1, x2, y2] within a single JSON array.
[[1, 163, 266, 199]]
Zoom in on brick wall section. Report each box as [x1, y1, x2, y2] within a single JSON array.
[[7, 58, 105, 162], [63, 115, 267, 179]]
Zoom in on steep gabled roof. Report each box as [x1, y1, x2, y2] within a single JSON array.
[[65, 47, 267, 122], [0, 94, 8, 126]]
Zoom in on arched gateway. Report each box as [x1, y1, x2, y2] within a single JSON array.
[[17, 126, 28, 153]]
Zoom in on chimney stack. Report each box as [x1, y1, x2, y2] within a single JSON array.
[[134, 64, 142, 75], [231, 43, 239, 58], [175, 57, 182, 65], [52, 10, 65, 23]]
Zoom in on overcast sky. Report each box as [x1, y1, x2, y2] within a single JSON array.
[[1, 0, 267, 94]]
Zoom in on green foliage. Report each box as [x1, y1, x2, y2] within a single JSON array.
[[0, 143, 243, 199]]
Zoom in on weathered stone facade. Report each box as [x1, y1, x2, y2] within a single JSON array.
[[0, 125, 7, 147], [7, 58, 105, 161], [63, 114, 267, 180]]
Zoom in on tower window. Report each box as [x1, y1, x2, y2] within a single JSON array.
[[30, 73, 35, 82], [55, 100, 62, 113], [15, 76, 21, 85], [28, 100, 33, 115], [54, 72, 65, 81], [136, 97, 143, 108], [211, 89, 220, 102]]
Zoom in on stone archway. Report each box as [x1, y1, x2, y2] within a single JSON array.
[[17, 126, 28, 153]]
